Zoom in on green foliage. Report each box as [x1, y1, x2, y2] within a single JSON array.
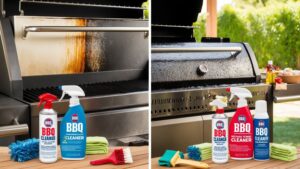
[[193, 3, 300, 68], [142, 0, 149, 19], [217, 6, 248, 42], [192, 15, 206, 42]]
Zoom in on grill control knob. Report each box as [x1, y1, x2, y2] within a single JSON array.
[[197, 64, 208, 76]]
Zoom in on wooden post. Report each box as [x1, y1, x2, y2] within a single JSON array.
[[206, 0, 217, 37]]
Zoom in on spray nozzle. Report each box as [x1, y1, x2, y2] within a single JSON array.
[[226, 87, 252, 101], [59, 85, 85, 106], [38, 93, 58, 109], [226, 87, 252, 107], [209, 96, 228, 111]]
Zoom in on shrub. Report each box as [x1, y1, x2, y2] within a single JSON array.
[[193, 3, 300, 69]]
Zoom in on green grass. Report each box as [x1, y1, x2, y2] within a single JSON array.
[[273, 116, 300, 147]]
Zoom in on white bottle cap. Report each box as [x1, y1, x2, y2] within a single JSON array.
[[70, 97, 80, 107], [255, 100, 267, 114], [268, 60, 273, 65]]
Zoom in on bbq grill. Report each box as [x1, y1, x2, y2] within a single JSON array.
[[0, 0, 149, 146], [151, 0, 273, 157]]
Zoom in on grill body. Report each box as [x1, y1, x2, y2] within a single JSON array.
[[150, 0, 273, 157], [151, 42, 272, 158], [0, 0, 149, 145]]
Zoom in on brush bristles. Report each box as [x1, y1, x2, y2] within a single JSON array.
[[9, 138, 39, 162], [115, 149, 125, 164], [123, 147, 133, 164]]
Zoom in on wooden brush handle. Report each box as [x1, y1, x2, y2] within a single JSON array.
[[175, 158, 209, 169]]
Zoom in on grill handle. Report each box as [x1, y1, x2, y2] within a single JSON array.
[[23, 26, 149, 38], [274, 95, 300, 103], [0, 122, 29, 138], [152, 47, 242, 57]]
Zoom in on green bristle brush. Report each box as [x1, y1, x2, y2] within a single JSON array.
[[159, 150, 209, 168]]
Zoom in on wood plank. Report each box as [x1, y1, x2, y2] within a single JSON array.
[[206, 0, 217, 37], [151, 147, 300, 169], [0, 146, 148, 169], [127, 165, 149, 169], [0, 147, 10, 162]]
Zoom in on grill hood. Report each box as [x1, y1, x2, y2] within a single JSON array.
[[151, 42, 261, 89]]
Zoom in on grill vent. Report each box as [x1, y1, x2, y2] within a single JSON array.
[[23, 80, 148, 103], [151, 85, 269, 119]]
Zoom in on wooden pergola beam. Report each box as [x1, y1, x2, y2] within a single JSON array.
[[206, 0, 217, 37]]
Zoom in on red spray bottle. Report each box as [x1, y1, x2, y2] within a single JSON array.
[[226, 87, 253, 160]]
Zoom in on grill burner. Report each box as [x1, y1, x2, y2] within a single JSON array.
[[24, 80, 148, 103]]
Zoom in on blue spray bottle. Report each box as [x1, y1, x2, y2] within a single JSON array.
[[59, 85, 86, 160], [254, 100, 270, 161]]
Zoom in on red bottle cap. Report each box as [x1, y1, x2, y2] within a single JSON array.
[[216, 108, 224, 114], [38, 93, 58, 109]]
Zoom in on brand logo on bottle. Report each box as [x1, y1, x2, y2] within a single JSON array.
[[216, 120, 224, 129], [44, 118, 53, 127], [72, 114, 78, 122], [255, 120, 268, 136], [238, 115, 246, 122], [258, 120, 265, 127], [41, 118, 55, 140]]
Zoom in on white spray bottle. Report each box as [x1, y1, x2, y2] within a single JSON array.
[[38, 93, 58, 163], [210, 96, 229, 164]]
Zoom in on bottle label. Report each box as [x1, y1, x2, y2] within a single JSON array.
[[212, 118, 228, 162], [39, 114, 57, 159], [229, 111, 254, 158], [60, 106, 86, 159], [254, 119, 270, 160]]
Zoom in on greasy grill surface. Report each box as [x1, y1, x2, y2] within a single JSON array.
[[23, 80, 147, 103]]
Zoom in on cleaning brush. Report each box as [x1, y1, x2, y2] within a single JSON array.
[[159, 150, 209, 168], [90, 147, 133, 165], [187, 143, 212, 161], [9, 138, 39, 162]]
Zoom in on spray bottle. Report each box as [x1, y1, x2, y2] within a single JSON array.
[[38, 93, 58, 163], [226, 87, 253, 160], [210, 96, 229, 164], [59, 85, 86, 160], [254, 100, 270, 161]]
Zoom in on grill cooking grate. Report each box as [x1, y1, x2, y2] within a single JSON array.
[[23, 80, 148, 103]]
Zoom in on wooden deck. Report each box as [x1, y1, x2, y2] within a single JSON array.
[[0, 146, 148, 169], [152, 148, 300, 169]]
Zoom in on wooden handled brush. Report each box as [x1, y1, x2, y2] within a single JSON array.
[[171, 151, 209, 168], [159, 150, 209, 168]]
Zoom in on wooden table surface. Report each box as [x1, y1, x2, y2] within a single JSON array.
[[0, 146, 148, 169], [152, 148, 300, 169]]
